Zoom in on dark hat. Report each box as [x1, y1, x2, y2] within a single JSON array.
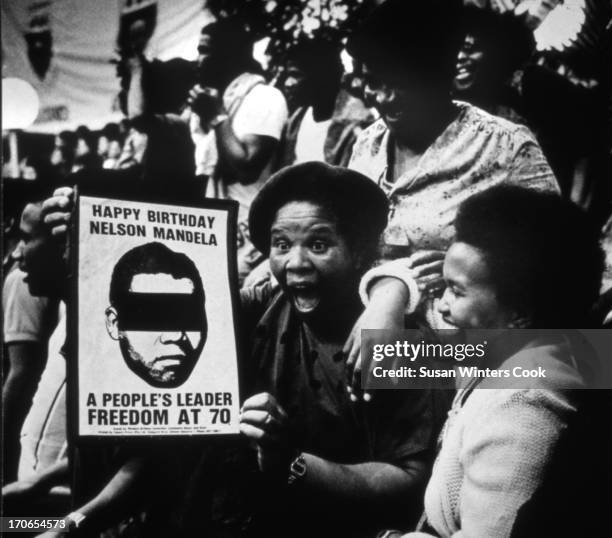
[[347, 0, 463, 84], [249, 161, 388, 255]]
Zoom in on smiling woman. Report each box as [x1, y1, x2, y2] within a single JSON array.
[[346, 0, 557, 264], [342, 0, 559, 383], [452, 6, 535, 119], [400, 186, 608, 538]]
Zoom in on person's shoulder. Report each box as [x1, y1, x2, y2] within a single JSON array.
[[246, 82, 286, 107], [3, 268, 48, 310], [504, 338, 584, 392], [458, 101, 538, 145], [351, 117, 387, 155], [4, 270, 59, 344], [235, 79, 287, 127], [471, 335, 582, 391], [464, 385, 576, 426], [252, 82, 284, 99], [240, 279, 279, 309], [240, 280, 285, 337], [3, 266, 25, 295], [333, 90, 376, 124], [357, 117, 387, 140]]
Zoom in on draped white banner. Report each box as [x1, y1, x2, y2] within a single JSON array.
[[1, 0, 212, 133]]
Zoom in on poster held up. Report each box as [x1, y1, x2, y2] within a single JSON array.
[[70, 192, 241, 440]]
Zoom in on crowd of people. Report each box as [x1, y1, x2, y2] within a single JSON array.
[[3, 0, 612, 536]]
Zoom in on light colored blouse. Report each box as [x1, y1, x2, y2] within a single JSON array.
[[348, 102, 559, 258]]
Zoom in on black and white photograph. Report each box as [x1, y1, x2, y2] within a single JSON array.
[[2, 0, 612, 537]]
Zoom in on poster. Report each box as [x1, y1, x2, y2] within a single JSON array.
[[71, 193, 241, 439]]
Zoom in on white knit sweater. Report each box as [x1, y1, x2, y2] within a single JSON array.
[[403, 337, 584, 538]]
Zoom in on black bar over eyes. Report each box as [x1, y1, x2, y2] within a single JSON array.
[[116, 293, 205, 331]]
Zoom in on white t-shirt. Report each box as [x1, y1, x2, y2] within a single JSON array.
[[18, 303, 67, 480], [3, 268, 59, 344], [195, 79, 288, 281], [231, 84, 288, 140], [295, 107, 332, 164], [224, 84, 287, 219], [196, 82, 287, 220]]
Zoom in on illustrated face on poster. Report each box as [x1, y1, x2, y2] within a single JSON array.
[[104, 242, 207, 388], [74, 195, 240, 438]]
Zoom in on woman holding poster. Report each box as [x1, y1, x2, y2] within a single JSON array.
[[39, 162, 444, 538]]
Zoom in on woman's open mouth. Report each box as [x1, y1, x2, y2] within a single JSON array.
[[454, 64, 476, 90], [456, 67, 469, 79], [289, 284, 321, 314], [455, 66, 473, 82]]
